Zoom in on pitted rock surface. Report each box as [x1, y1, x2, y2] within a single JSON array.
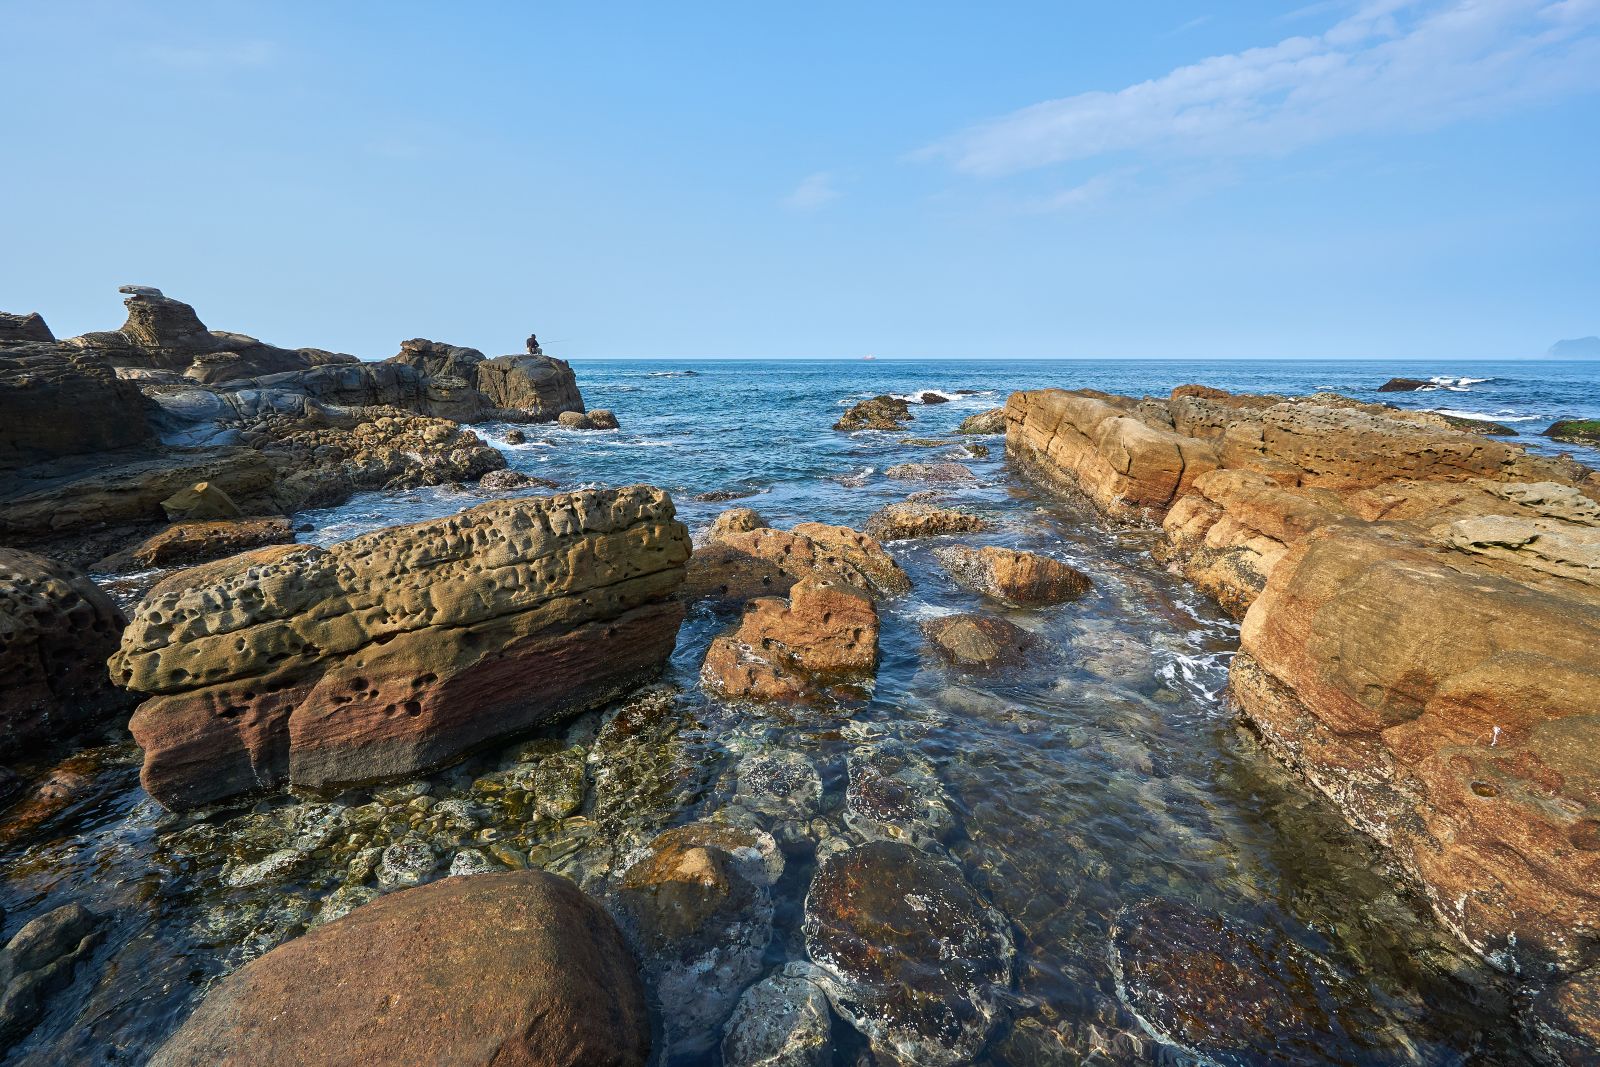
[[112, 486, 690, 808]]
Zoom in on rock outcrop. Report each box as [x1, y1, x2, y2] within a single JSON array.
[[113, 486, 690, 809], [0, 312, 54, 344], [149, 871, 650, 1067], [1547, 419, 1600, 446], [701, 578, 878, 704], [0, 344, 155, 470], [834, 395, 911, 432], [384, 335, 585, 423], [0, 903, 101, 1046], [955, 407, 1007, 435], [865, 501, 989, 541], [684, 517, 909, 608], [1005, 383, 1600, 1053], [1, 550, 133, 764], [935, 545, 1091, 606], [1378, 377, 1431, 392]]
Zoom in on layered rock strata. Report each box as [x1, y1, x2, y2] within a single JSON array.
[[112, 486, 690, 809], [1005, 384, 1600, 1055]]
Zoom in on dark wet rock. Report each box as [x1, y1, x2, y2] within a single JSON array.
[[1378, 377, 1432, 392], [0, 344, 155, 470], [803, 840, 1014, 1065], [865, 501, 988, 541], [503, 427, 528, 444], [956, 408, 1007, 435], [923, 614, 1038, 672], [885, 461, 977, 484], [1110, 899, 1373, 1065], [919, 392, 950, 405], [0, 902, 101, 1045], [384, 337, 485, 383], [721, 961, 836, 1067], [1546, 419, 1600, 446], [1528, 969, 1600, 1065], [473, 349, 584, 420], [0, 549, 132, 763], [702, 578, 878, 704], [844, 740, 959, 847], [0, 748, 138, 847], [0, 766, 20, 808], [0, 311, 54, 344], [834, 395, 912, 432], [149, 870, 649, 1067], [475, 468, 558, 492], [694, 485, 764, 503], [934, 545, 1092, 606], [588, 409, 620, 430], [612, 821, 781, 1056]]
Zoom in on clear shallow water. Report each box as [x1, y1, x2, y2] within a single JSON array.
[[3, 359, 1597, 1066]]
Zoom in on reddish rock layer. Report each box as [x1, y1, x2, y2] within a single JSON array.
[[112, 486, 690, 809]]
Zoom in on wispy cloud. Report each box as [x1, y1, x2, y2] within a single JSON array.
[[928, 0, 1600, 177], [1023, 173, 1123, 213], [145, 40, 278, 70], [783, 172, 841, 211], [1165, 14, 1214, 37]]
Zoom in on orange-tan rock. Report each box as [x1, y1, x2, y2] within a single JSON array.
[[683, 514, 908, 608], [112, 486, 690, 809], [700, 578, 878, 703], [1006, 383, 1600, 1053]]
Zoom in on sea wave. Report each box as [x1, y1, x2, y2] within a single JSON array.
[[1425, 375, 1496, 391], [1428, 407, 1542, 423]]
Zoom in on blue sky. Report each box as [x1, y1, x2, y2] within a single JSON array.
[[4, 0, 1597, 359]]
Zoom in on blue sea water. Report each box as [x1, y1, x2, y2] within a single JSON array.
[[4, 359, 1596, 1066]]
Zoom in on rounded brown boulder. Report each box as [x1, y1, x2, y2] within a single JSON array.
[[149, 870, 650, 1067]]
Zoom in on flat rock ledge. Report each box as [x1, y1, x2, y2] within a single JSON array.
[[111, 485, 690, 809], [149, 870, 649, 1067], [1005, 383, 1600, 1059]]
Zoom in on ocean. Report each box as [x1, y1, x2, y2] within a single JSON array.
[[4, 358, 1596, 1065]]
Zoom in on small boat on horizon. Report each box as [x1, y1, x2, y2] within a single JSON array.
[[861, 354, 877, 361]]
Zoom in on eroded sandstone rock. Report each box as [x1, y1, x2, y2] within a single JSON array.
[[955, 407, 1007, 435], [935, 545, 1091, 606], [923, 613, 1037, 672], [701, 578, 878, 704], [149, 870, 649, 1067], [113, 486, 690, 809], [865, 500, 988, 541], [0, 550, 132, 763], [0, 344, 155, 470], [684, 521, 908, 609]]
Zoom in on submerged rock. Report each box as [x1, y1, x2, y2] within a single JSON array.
[[1110, 899, 1369, 1065], [923, 613, 1038, 672], [721, 961, 836, 1067], [113, 486, 691, 809], [0, 903, 101, 1046], [865, 500, 988, 541], [885, 461, 977, 484], [149, 871, 649, 1067], [935, 545, 1092, 606], [803, 840, 1014, 1065], [1378, 377, 1432, 392], [834, 395, 911, 432], [612, 821, 781, 1056]]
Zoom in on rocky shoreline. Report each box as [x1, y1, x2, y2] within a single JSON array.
[[1, 313, 1597, 1066], [1005, 384, 1600, 1057]]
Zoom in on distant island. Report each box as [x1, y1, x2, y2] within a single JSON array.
[[1548, 336, 1600, 358]]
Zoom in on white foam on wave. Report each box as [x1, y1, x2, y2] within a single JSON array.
[[1427, 407, 1541, 423], [1425, 375, 1495, 391]]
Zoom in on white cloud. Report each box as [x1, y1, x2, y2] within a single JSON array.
[[146, 40, 278, 70], [1024, 173, 1123, 213], [928, 0, 1600, 177], [783, 172, 841, 211]]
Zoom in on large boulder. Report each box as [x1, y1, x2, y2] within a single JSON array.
[[0, 311, 54, 344], [475, 348, 585, 420], [955, 407, 1006, 435], [0, 344, 155, 470], [0, 550, 133, 763], [112, 486, 691, 809], [149, 870, 650, 1067], [684, 522, 908, 609], [0, 903, 101, 1046]]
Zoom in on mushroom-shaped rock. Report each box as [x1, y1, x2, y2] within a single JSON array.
[[149, 870, 649, 1067]]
